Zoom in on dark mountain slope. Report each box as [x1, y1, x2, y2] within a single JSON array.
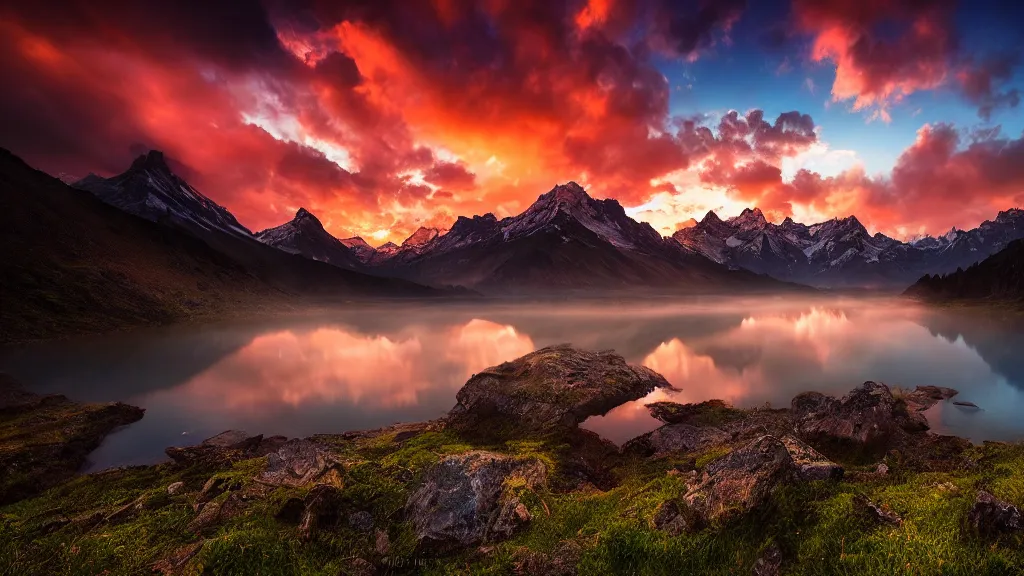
[[904, 239, 1024, 303], [0, 149, 447, 343]]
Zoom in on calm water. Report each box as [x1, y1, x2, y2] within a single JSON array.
[[3, 296, 1024, 470]]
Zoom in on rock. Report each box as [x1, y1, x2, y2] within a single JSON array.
[[953, 401, 980, 409], [875, 463, 889, 476], [448, 345, 673, 432], [0, 375, 145, 505], [195, 475, 239, 510], [967, 490, 1023, 535], [406, 451, 547, 551], [188, 493, 247, 533], [628, 423, 730, 457], [652, 500, 702, 536], [167, 481, 185, 495], [152, 541, 204, 575], [780, 435, 843, 481], [646, 400, 743, 426], [752, 544, 782, 576], [855, 495, 903, 526], [256, 439, 342, 487], [298, 484, 343, 541], [683, 436, 795, 524], [348, 510, 374, 532], [793, 382, 909, 444], [103, 494, 148, 524], [904, 386, 958, 409]]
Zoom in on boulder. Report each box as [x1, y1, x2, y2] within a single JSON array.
[[780, 435, 843, 481], [683, 436, 795, 524], [793, 382, 906, 444], [166, 481, 185, 495], [348, 510, 374, 532], [406, 451, 547, 551], [627, 423, 730, 457], [449, 345, 673, 432], [256, 439, 343, 487], [967, 490, 1022, 535], [165, 431, 280, 467]]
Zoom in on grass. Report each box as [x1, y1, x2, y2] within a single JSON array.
[[1, 428, 1022, 575]]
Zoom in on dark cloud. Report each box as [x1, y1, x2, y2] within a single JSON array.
[[423, 161, 476, 190]]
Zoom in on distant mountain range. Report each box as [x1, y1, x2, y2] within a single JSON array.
[[54, 147, 1024, 295], [905, 239, 1024, 303], [673, 207, 1024, 287]]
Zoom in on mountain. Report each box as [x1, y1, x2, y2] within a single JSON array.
[[673, 207, 1024, 288], [905, 239, 1024, 303], [370, 182, 788, 293], [0, 149, 450, 343], [340, 236, 378, 263], [74, 151, 251, 237], [255, 208, 363, 270]]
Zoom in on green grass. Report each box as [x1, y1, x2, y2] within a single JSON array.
[[2, 431, 1022, 576]]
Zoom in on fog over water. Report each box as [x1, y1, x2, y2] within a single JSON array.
[[3, 295, 1023, 470]]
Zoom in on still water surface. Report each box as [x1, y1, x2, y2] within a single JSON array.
[[3, 296, 1024, 470]]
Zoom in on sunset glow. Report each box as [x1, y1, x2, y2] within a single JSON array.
[[1, 0, 1021, 244]]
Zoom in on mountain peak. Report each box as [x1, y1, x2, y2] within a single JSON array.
[[700, 210, 722, 225], [294, 207, 318, 221], [402, 226, 446, 248], [729, 207, 767, 229], [542, 181, 591, 206], [129, 150, 171, 173]]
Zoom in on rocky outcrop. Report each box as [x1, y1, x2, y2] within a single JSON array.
[[683, 436, 796, 523], [967, 490, 1022, 535], [449, 345, 673, 432], [257, 439, 344, 487], [626, 423, 731, 457], [165, 430, 287, 467], [792, 382, 957, 445], [681, 434, 842, 524], [0, 374, 145, 505], [646, 399, 743, 426], [406, 451, 547, 551]]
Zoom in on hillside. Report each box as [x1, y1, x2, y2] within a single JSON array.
[[0, 150, 444, 343], [904, 239, 1024, 303]]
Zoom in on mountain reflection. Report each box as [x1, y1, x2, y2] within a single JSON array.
[[4, 297, 1024, 468], [167, 319, 534, 413]]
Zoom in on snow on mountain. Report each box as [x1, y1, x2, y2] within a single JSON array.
[[340, 236, 377, 263], [255, 208, 362, 270], [498, 182, 666, 253], [672, 206, 1024, 287], [74, 150, 251, 237]]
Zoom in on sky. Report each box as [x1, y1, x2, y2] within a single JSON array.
[[1, 0, 1022, 244]]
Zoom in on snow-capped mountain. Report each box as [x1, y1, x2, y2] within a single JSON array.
[[672, 207, 1024, 287], [369, 182, 781, 293], [255, 208, 363, 270], [339, 236, 377, 263], [74, 151, 251, 237]]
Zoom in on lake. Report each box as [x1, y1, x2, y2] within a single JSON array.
[[3, 295, 1024, 470]]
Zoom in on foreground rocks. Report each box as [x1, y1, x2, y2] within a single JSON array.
[[448, 345, 672, 432], [406, 451, 547, 552], [0, 374, 144, 504], [968, 490, 1023, 535], [792, 382, 955, 445]]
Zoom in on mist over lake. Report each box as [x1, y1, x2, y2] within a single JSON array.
[[3, 295, 1022, 471]]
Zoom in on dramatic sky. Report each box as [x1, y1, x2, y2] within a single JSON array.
[[1, 0, 1022, 243]]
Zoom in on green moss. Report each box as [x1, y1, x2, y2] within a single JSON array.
[[3, 425, 1024, 576]]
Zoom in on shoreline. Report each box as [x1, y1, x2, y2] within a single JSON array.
[[2, 345, 1022, 575]]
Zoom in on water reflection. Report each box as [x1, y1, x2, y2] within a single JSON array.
[[1, 297, 1023, 468]]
